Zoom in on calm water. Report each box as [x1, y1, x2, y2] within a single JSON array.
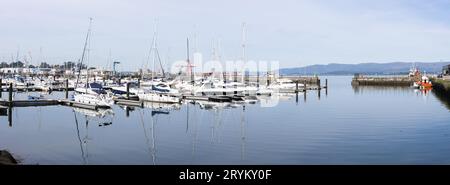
[[1, 76, 450, 164]]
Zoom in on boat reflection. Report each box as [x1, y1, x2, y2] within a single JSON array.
[[72, 107, 114, 164], [73, 107, 114, 121], [143, 101, 181, 111]]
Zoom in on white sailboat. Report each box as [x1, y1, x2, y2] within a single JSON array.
[[73, 18, 113, 108]]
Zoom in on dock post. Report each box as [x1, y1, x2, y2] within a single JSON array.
[[325, 78, 328, 88], [256, 71, 260, 88], [138, 79, 141, 88], [304, 80, 307, 92], [296, 81, 299, 92], [0, 78, 2, 98], [8, 83, 13, 107], [126, 82, 130, 100], [65, 79, 69, 99], [317, 78, 321, 90]]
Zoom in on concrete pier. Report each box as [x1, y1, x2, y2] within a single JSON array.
[[351, 76, 413, 86]]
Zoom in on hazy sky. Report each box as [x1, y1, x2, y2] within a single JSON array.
[[1, 0, 450, 71]]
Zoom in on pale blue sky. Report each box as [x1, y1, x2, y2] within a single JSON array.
[[1, 0, 450, 71]]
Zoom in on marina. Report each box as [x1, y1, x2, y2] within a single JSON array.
[[2, 76, 450, 164], [2, 0, 450, 174]]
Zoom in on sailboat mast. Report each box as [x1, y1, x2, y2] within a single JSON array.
[[76, 17, 93, 88], [149, 19, 158, 81], [241, 22, 246, 84], [187, 38, 194, 84]]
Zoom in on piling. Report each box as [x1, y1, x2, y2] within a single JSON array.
[[304, 80, 307, 92], [138, 79, 141, 88], [325, 79, 328, 88], [65, 79, 69, 99], [256, 71, 260, 88], [126, 82, 130, 100], [223, 72, 227, 84], [317, 78, 321, 90], [296, 81, 299, 92], [8, 83, 12, 107], [0, 78, 2, 98]]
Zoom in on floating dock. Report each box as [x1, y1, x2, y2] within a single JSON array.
[[114, 98, 144, 107]]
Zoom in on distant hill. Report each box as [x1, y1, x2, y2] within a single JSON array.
[[280, 62, 450, 75]]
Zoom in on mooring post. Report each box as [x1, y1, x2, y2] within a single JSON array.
[[317, 78, 321, 90], [304, 80, 307, 92], [138, 78, 141, 88], [0, 78, 2, 98], [325, 78, 328, 88], [8, 83, 13, 107], [296, 80, 299, 92], [256, 71, 260, 88], [65, 79, 69, 99], [126, 82, 130, 100]]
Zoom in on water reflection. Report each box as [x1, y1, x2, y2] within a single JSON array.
[[352, 85, 412, 94], [138, 108, 157, 165], [72, 108, 114, 164], [432, 89, 450, 111], [1, 89, 331, 164]]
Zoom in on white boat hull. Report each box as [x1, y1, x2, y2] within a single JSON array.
[[138, 93, 181, 103], [74, 93, 114, 107]]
